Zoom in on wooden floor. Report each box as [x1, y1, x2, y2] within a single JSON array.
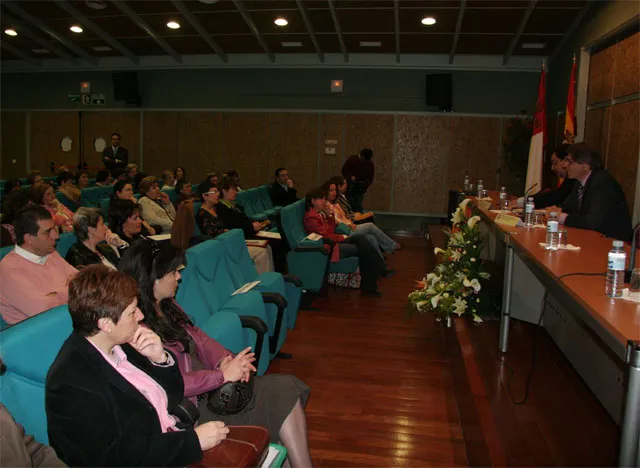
[[269, 233, 468, 467]]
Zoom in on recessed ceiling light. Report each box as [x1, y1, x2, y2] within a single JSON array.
[[521, 42, 546, 49], [274, 17, 288, 27], [70, 25, 83, 33], [166, 21, 181, 29], [33, 48, 51, 54], [281, 41, 302, 47], [4, 29, 17, 36], [421, 16, 436, 26], [92, 45, 112, 52], [360, 41, 381, 47]]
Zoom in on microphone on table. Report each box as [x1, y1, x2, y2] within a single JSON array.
[[625, 223, 640, 283], [524, 183, 539, 199]]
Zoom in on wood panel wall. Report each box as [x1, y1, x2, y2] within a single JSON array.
[[319, 114, 345, 186], [613, 32, 640, 99], [143, 111, 178, 177], [607, 100, 639, 217], [587, 46, 615, 105], [220, 113, 269, 190], [81, 111, 140, 169], [177, 112, 222, 184], [1, 112, 26, 179], [30, 111, 80, 175]]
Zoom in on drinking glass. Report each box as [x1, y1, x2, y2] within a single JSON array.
[[558, 228, 568, 247], [501, 199, 510, 211], [533, 212, 544, 226], [630, 268, 640, 300]]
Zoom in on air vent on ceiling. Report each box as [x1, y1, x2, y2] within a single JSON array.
[[85, 0, 107, 10], [281, 41, 302, 47], [521, 43, 546, 49], [92, 45, 112, 52], [32, 48, 51, 54], [199, 0, 219, 3], [360, 41, 381, 47]]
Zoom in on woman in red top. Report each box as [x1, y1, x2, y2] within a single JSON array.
[[303, 187, 387, 296]]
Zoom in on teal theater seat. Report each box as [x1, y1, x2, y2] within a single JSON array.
[[81, 186, 113, 208], [162, 187, 178, 205], [175, 240, 271, 375], [217, 229, 301, 330], [56, 233, 76, 258], [0, 245, 14, 260], [55, 192, 78, 212], [99, 197, 111, 218]]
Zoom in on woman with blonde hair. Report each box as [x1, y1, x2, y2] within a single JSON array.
[[138, 177, 176, 233]]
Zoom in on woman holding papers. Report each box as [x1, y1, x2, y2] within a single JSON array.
[[118, 241, 312, 468], [196, 180, 274, 274]]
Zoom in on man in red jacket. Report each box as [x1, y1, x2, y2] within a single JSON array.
[[341, 148, 374, 213]]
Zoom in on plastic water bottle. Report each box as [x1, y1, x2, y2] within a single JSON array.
[[499, 186, 509, 210], [606, 240, 626, 298], [545, 212, 559, 250], [524, 197, 535, 227], [477, 180, 484, 198], [463, 175, 471, 193]]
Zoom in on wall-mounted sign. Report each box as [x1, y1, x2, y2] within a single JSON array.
[[60, 136, 73, 153], [68, 93, 81, 103], [82, 93, 106, 106]]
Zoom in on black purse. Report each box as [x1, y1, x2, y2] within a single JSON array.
[[207, 378, 254, 415]]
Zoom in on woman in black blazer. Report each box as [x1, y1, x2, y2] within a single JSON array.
[[65, 207, 125, 269], [45, 265, 229, 467]]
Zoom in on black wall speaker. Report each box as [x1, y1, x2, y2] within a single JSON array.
[[112, 72, 140, 105], [425, 73, 452, 111]]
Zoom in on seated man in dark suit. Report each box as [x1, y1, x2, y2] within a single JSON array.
[[270, 167, 298, 207], [533, 143, 577, 208], [102, 133, 128, 173], [552, 143, 632, 241]]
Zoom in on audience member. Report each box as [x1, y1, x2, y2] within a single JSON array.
[[125, 164, 138, 189], [341, 148, 375, 213], [56, 171, 80, 207], [175, 167, 186, 183], [552, 143, 632, 241], [112, 168, 127, 182], [45, 265, 227, 467], [1, 190, 32, 247], [162, 169, 176, 189], [118, 241, 312, 466], [138, 176, 176, 233], [175, 179, 197, 207], [270, 167, 298, 207], [95, 169, 112, 187], [32, 182, 74, 233], [75, 170, 90, 190], [66, 207, 126, 270], [109, 199, 149, 246], [218, 180, 269, 239], [171, 200, 196, 251], [330, 175, 373, 224], [0, 206, 77, 325], [226, 170, 242, 191], [27, 171, 43, 187], [0, 402, 66, 467], [205, 172, 218, 186], [3, 178, 21, 197], [197, 180, 274, 273], [114, 180, 156, 235], [304, 188, 385, 296], [102, 132, 128, 171], [323, 180, 399, 255]]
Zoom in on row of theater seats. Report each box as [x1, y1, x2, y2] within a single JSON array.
[[0, 229, 301, 453], [236, 185, 281, 222]]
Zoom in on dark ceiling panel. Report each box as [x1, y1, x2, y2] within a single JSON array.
[[84, 15, 147, 38], [41, 17, 100, 40], [262, 33, 319, 52], [398, 1, 462, 8], [0, 36, 55, 57], [336, 0, 394, 8], [210, 34, 265, 53], [7, 1, 70, 20], [343, 33, 395, 52], [536, 0, 586, 7], [137, 13, 201, 37], [242, 0, 299, 10], [463, 0, 531, 8], [338, 8, 394, 33], [0, 49, 21, 60], [515, 34, 559, 55], [402, 33, 452, 53], [524, 8, 581, 34], [117, 37, 168, 55], [196, 11, 252, 34], [163, 36, 215, 54], [250, 9, 308, 33], [398, 8, 458, 33], [306, 8, 337, 33], [315, 34, 343, 53], [75, 39, 123, 56], [128, 0, 181, 16], [456, 33, 511, 54], [462, 8, 521, 34]]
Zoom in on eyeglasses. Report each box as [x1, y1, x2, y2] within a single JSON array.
[[204, 190, 219, 195]]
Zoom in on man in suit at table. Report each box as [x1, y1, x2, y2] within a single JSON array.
[[270, 167, 298, 207], [102, 133, 128, 173], [549, 143, 632, 241]]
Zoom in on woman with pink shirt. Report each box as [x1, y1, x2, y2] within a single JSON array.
[[45, 265, 230, 467], [118, 240, 313, 468], [31, 182, 74, 233]]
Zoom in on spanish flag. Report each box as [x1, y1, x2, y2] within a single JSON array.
[[564, 56, 577, 144]]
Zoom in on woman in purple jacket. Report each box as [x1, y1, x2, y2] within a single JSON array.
[[118, 240, 312, 467]]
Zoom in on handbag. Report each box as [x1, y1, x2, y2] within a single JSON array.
[[189, 425, 270, 468], [207, 378, 254, 415], [328, 268, 362, 289]]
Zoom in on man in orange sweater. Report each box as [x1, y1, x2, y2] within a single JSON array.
[[0, 206, 77, 325]]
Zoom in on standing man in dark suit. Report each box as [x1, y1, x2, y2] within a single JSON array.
[[552, 143, 632, 241], [102, 133, 129, 173], [341, 148, 374, 213], [270, 167, 298, 207]]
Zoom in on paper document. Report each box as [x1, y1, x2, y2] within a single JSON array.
[[494, 213, 520, 227], [148, 233, 171, 241], [257, 231, 281, 240], [246, 239, 269, 248], [232, 281, 261, 296], [538, 242, 581, 251], [305, 233, 322, 241], [261, 445, 279, 468], [476, 199, 493, 210]]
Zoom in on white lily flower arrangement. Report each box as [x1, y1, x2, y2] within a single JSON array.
[[408, 198, 491, 324]]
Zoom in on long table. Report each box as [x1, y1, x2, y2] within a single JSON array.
[[471, 195, 640, 467]]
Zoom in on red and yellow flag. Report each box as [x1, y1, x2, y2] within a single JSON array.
[[563, 56, 577, 144], [525, 64, 547, 195]]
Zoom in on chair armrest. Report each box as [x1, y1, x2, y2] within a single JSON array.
[[239, 315, 268, 367], [260, 293, 287, 354], [293, 245, 328, 254], [283, 274, 302, 287], [260, 292, 288, 309], [173, 397, 200, 429], [322, 238, 336, 247]]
